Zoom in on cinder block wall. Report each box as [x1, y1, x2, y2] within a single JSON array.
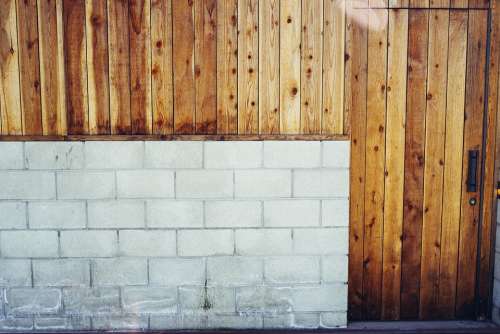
[[0, 141, 349, 331]]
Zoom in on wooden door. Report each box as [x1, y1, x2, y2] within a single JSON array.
[[348, 3, 492, 321]]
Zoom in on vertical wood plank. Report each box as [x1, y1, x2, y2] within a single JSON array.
[[419, 9, 449, 319], [363, 8, 388, 321], [400, 9, 428, 320], [216, 0, 238, 134], [86, 0, 110, 135], [450, 0, 468, 8], [346, 5, 368, 321], [438, 10, 467, 319], [0, 0, 22, 135], [300, 0, 322, 134], [456, 10, 488, 319], [259, 0, 280, 134], [17, 0, 42, 135], [238, 0, 258, 134], [381, 8, 408, 321], [389, 0, 409, 7], [323, 0, 345, 135], [468, 0, 489, 9], [63, 0, 88, 134], [280, 0, 301, 134], [429, 0, 450, 7], [151, 0, 173, 135], [172, 0, 195, 134], [108, 0, 131, 134], [194, 0, 217, 134], [409, 0, 430, 8], [129, 0, 152, 134], [38, 0, 66, 135]]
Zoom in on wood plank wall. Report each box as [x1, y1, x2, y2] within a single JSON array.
[[0, 0, 354, 139]]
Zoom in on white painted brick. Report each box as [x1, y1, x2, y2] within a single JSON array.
[[264, 256, 320, 283], [34, 316, 91, 330], [263, 141, 321, 168], [322, 141, 350, 168], [25, 142, 84, 169], [205, 142, 262, 168], [0, 260, 32, 286], [179, 286, 235, 313], [119, 230, 176, 256], [0, 171, 55, 199], [7, 288, 62, 315], [176, 170, 233, 199], [293, 228, 348, 255], [290, 284, 347, 312], [145, 141, 203, 168], [178, 229, 233, 256], [322, 199, 349, 227], [205, 201, 261, 228], [60, 231, 118, 257], [207, 257, 262, 285], [93, 258, 147, 286], [122, 287, 177, 313], [294, 169, 349, 198], [92, 315, 149, 330], [88, 200, 145, 228], [322, 255, 348, 282], [235, 229, 292, 255], [147, 200, 203, 228], [63, 288, 120, 315], [29, 201, 86, 229], [57, 171, 114, 199], [0, 202, 26, 229], [85, 141, 143, 169], [207, 314, 263, 329], [320, 312, 347, 328], [117, 170, 174, 198], [235, 170, 291, 198], [264, 200, 320, 227], [0, 142, 24, 169], [33, 260, 90, 287], [150, 258, 205, 286], [1, 231, 58, 257]]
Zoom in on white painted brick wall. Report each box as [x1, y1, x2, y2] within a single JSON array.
[[0, 140, 349, 330]]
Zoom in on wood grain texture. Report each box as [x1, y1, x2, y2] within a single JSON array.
[[300, 0, 322, 134], [151, 0, 173, 135], [450, 0, 468, 8], [17, 0, 42, 135], [419, 9, 449, 319], [259, 0, 280, 134], [86, 0, 110, 135], [195, 0, 217, 134], [63, 0, 88, 135], [438, 10, 467, 319], [323, 0, 345, 135], [172, 0, 195, 134], [0, 0, 22, 135], [429, 0, 449, 7], [400, 9, 428, 320], [216, 0, 238, 134], [108, 0, 131, 134], [129, 0, 152, 134], [381, 8, 408, 321], [363, 8, 387, 321], [280, 0, 301, 134], [456, 10, 488, 319], [346, 5, 368, 321], [238, 0, 259, 134]]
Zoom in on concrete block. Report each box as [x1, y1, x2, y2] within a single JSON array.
[[178, 230, 233, 256], [176, 170, 233, 199], [1, 231, 58, 257], [60, 231, 118, 257], [0, 260, 32, 286], [235, 229, 292, 255], [290, 284, 347, 312], [117, 170, 175, 198], [0, 202, 26, 229], [322, 141, 350, 168], [63, 288, 120, 315], [25, 142, 84, 169], [236, 286, 292, 314], [264, 256, 320, 283], [33, 260, 90, 287], [0, 171, 55, 199], [293, 169, 349, 198], [0, 142, 23, 169], [119, 230, 176, 257], [122, 287, 177, 313], [34, 316, 91, 330], [29, 201, 86, 229], [320, 312, 347, 328], [0, 317, 34, 331], [205, 142, 262, 168], [7, 288, 61, 315], [85, 141, 143, 169], [179, 286, 235, 313], [150, 258, 205, 286], [293, 227, 348, 255], [145, 141, 203, 168], [150, 314, 208, 329], [207, 257, 263, 285], [57, 171, 114, 199], [147, 200, 203, 228], [235, 170, 292, 198], [205, 201, 262, 228], [207, 314, 263, 329], [264, 200, 320, 227], [322, 255, 348, 283], [88, 200, 145, 228], [263, 141, 321, 168], [92, 315, 149, 330], [263, 313, 319, 329], [93, 258, 147, 286], [322, 199, 349, 227]]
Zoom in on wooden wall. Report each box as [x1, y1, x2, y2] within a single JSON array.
[[0, 0, 351, 139]]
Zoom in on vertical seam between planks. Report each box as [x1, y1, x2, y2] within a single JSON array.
[[35, 0, 43, 135], [107, 0, 112, 135], [84, 0, 90, 135], [127, 0, 132, 134], [343, 0, 347, 136], [171, 0, 174, 134]]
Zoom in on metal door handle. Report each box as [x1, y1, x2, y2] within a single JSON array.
[[466, 150, 479, 193]]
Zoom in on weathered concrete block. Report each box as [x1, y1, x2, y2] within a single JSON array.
[[85, 141, 143, 169], [93, 258, 147, 286], [150, 258, 205, 286], [207, 257, 263, 285], [1, 231, 58, 258], [7, 288, 62, 315], [205, 201, 262, 228], [290, 284, 347, 312], [145, 141, 203, 168], [63, 288, 120, 315], [263, 313, 319, 329], [205, 142, 262, 168], [60, 231, 118, 258], [0, 171, 55, 199], [264, 141, 321, 168], [322, 199, 349, 227], [57, 171, 114, 199], [235, 170, 292, 198], [0, 142, 24, 169], [25, 142, 84, 169], [236, 286, 292, 314], [122, 287, 177, 314], [264, 256, 320, 284], [88, 200, 145, 229], [179, 286, 235, 313], [322, 141, 350, 168], [91, 314, 149, 330], [119, 230, 176, 257], [33, 260, 90, 287], [117, 170, 175, 198], [322, 255, 348, 283], [178, 230, 233, 256], [0, 317, 34, 331], [147, 200, 203, 228], [150, 314, 208, 330], [29, 201, 86, 229], [235, 229, 292, 255], [34, 316, 91, 330], [0, 202, 26, 229], [293, 228, 348, 255], [207, 314, 263, 329], [293, 169, 349, 198], [0, 260, 32, 287], [176, 170, 233, 199], [320, 312, 348, 328], [264, 200, 320, 227]]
